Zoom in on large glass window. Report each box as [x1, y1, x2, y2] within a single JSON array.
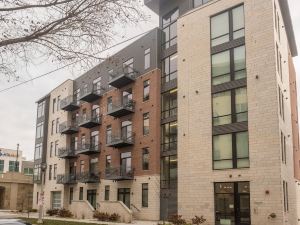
[[162, 9, 179, 49], [161, 121, 177, 152], [123, 58, 134, 74], [212, 45, 246, 85], [211, 5, 245, 47], [213, 87, 248, 126], [143, 113, 150, 135], [51, 191, 62, 209], [37, 101, 45, 118], [162, 54, 177, 84], [215, 182, 250, 225], [24, 167, 34, 176], [142, 183, 149, 208], [194, 0, 211, 8], [144, 48, 151, 70], [161, 155, 177, 189], [213, 131, 249, 169], [36, 122, 44, 139], [143, 80, 150, 101], [34, 164, 41, 181], [9, 161, 19, 172], [162, 89, 177, 120], [35, 143, 43, 160]]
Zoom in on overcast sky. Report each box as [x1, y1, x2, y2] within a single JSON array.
[[0, 0, 299, 160]]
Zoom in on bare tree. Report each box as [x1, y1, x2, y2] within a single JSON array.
[[0, 0, 145, 80]]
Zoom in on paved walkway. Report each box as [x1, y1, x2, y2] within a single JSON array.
[[0, 211, 158, 225]]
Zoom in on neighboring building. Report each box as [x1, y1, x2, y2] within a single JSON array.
[[0, 148, 33, 175], [33, 0, 300, 224]]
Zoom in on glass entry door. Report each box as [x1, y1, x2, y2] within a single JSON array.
[[121, 152, 132, 176], [87, 189, 97, 209], [118, 188, 131, 208], [215, 182, 250, 225]]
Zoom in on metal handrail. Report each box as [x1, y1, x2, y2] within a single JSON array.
[[80, 84, 106, 98], [57, 147, 76, 157], [79, 113, 101, 124], [60, 95, 79, 109], [76, 143, 101, 154], [77, 171, 101, 182], [59, 121, 78, 131], [108, 99, 135, 112], [107, 131, 135, 144], [105, 167, 134, 179]]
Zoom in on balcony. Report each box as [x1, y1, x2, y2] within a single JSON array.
[[76, 143, 101, 155], [60, 96, 80, 111], [105, 167, 134, 181], [77, 171, 100, 183], [79, 84, 105, 103], [107, 100, 135, 118], [106, 132, 135, 148], [59, 121, 79, 135], [78, 114, 101, 129], [57, 174, 77, 185], [109, 71, 137, 89], [57, 147, 77, 159]]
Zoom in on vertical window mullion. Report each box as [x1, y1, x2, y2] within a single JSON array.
[[230, 48, 235, 82], [229, 10, 234, 42], [232, 133, 237, 168]]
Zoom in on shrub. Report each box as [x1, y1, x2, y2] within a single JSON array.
[[168, 214, 186, 225], [109, 213, 120, 222], [29, 209, 38, 213], [57, 208, 73, 218], [46, 208, 59, 216], [192, 216, 206, 225], [93, 211, 110, 221]]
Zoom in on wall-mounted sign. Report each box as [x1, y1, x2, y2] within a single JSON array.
[[0, 149, 18, 158]]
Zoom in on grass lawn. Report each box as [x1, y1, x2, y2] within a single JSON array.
[[18, 218, 107, 225]]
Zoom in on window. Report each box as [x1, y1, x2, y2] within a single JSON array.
[[123, 58, 134, 73], [36, 122, 44, 138], [81, 134, 86, 147], [162, 53, 177, 84], [144, 48, 151, 70], [211, 5, 245, 47], [56, 118, 60, 133], [49, 165, 52, 180], [0, 160, 4, 173], [276, 44, 283, 81], [91, 131, 99, 150], [194, 0, 211, 8], [212, 45, 246, 85], [162, 89, 177, 119], [105, 186, 110, 201], [36, 192, 39, 205], [49, 142, 53, 158], [107, 97, 112, 112], [79, 187, 83, 200], [57, 96, 61, 111], [93, 77, 102, 94], [283, 180, 289, 212], [161, 121, 177, 152], [80, 160, 85, 174], [278, 86, 285, 120], [53, 164, 57, 179], [121, 121, 133, 141], [24, 168, 34, 176], [281, 132, 287, 164], [51, 120, 55, 135], [35, 143, 43, 160], [74, 89, 80, 105], [143, 80, 150, 101], [213, 131, 249, 169], [143, 113, 150, 135], [52, 98, 56, 113], [34, 164, 41, 181], [142, 183, 149, 207], [106, 155, 111, 168], [106, 125, 112, 144], [37, 101, 45, 118], [215, 182, 250, 225], [69, 187, 73, 204], [213, 87, 248, 126], [142, 148, 149, 170], [51, 191, 61, 209], [9, 161, 19, 172], [55, 141, 59, 156], [161, 155, 177, 189], [162, 8, 179, 49]]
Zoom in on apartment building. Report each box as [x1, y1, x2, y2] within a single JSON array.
[[33, 0, 299, 224]]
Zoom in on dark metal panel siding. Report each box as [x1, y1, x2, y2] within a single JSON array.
[[74, 28, 162, 91]]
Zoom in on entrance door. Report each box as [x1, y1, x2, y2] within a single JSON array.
[[118, 188, 131, 208], [87, 189, 97, 209], [0, 187, 5, 209], [215, 182, 250, 225]]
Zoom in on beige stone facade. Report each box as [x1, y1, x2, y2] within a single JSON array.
[[177, 0, 298, 224]]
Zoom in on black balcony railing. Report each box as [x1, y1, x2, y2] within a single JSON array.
[[106, 131, 135, 148], [79, 85, 105, 103], [57, 147, 77, 159], [59, 121, 79, 135], [57, 174, 77, 185], [60, 96, 80, 111], [76, 143, 101, 155], [108, 71, 137, 89], [107, 99, 135, 118], [105, 167, 134, 181], [77, 171, 100, 183], [78, 114, 102, 129]]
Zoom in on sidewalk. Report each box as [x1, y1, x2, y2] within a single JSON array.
[[0, 211, 158, 225]]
